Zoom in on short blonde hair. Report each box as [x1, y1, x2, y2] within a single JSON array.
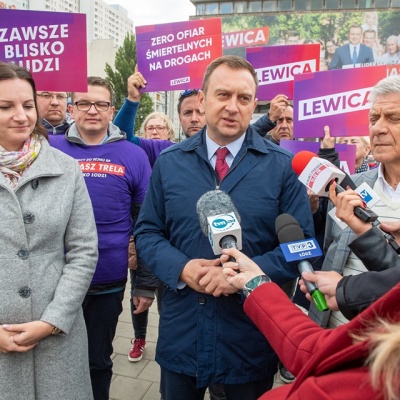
[[140, 112, 174, 140]]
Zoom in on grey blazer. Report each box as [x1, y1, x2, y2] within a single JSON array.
[[0, 139, 98, 399], [308, 169, 379, 327]]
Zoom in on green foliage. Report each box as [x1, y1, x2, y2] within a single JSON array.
[[105, 33, 153, 133]]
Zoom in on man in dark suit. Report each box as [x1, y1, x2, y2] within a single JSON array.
[[329, 25, 375, 70]]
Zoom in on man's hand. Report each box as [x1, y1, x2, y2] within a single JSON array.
[[299, 271, 342, 310], [308, 189, 320, 214], [268, 94, 289, 123], [180, 258, 221, 293], [198, 266, 238, 297], [133, 296, 154, 314], [320, 125, 336, 149], [127, 65, 147, 102], [380, 221, 400, 245]]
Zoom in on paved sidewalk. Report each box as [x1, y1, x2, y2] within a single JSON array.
[[110, 286, 285, 400]]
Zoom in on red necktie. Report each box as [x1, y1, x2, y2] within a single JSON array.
[[215, 147, 230, 181]]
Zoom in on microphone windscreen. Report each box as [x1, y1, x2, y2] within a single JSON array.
[[196, 190, 240, 237], [292, 151, 318, 176], [275, 214, 305, 243]]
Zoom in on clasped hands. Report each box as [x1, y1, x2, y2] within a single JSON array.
[[181, 249, 267, 297]]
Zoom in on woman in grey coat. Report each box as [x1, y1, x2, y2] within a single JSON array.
[[0, 63, 98, 399]]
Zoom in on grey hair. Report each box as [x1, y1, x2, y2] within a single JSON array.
[[369, 75, 400, 104], [386, 35, 398, 44]]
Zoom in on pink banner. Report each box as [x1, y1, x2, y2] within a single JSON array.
[[0, 9, 87, 91], [136, 19, 222, 92], [223, 27, 269, 49], [246, 44, 320, 100], [292, 65, 392, 138], [280, 140, 357, 175]]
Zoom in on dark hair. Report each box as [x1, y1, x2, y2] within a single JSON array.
[[0, 62, 47, 139], [177, 89, 199, 114], [71, 76, 114, 104], [202, 55, 258, 95], [349, 24, 363, 33]]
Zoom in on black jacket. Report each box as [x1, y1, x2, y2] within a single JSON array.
[[336, 227, 400, 320]]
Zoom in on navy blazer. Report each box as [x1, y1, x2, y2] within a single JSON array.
[[329, 43, 375, 70]]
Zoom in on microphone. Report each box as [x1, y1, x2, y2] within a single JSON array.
[[292, 150, 378, 223], [196, 190, 242, 258], [275, 214, 329, 312]]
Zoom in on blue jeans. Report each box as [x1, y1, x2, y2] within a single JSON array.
[[83, 290, 124, 400], [160, 368, 274, 400]]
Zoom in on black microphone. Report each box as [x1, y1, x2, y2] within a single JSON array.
[[275, 214, 328, 312], [196, 190, 242, 261]]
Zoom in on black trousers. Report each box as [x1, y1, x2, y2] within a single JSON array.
[[160, 368, 274, 400], [83, 290, 124, 400]]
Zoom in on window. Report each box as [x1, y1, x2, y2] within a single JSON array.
[[326, 0, 340, 9], [310, 0, 323, 9], [392, 0, 400, 6], [205, 3, 218, 14], [248, 1, 262, 12], [278, 0, 292, 11], [342, 0, 356, 7], [234, 1, 247, 12], [220, 2, 233, 13], [294, 0, 307, 10], [196, 4, 206, 15], [263, 0, 277, 11], [375, 0, 389, 6], [358, 0, 372, 8]]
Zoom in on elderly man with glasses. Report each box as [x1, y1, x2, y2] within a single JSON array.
[[50, 76, 153, 400], [36, 90, 72, 135]]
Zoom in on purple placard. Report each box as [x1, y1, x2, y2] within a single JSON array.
[[0, 9, 87, 91], [136, 19, 222, 92], [280, 140, 357, 175], [293, 65, 389, 138], [246, 44, 320, 100]]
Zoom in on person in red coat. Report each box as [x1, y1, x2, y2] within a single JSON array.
[[221, 247, 400, 400]]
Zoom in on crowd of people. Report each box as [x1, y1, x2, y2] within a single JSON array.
[[1, 45, 400, 400]]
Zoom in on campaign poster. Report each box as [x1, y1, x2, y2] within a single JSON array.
[[0, 9, 87, 91], [246, 44, 320, 100], [136, 18, 222, 92], [280, 140, 357, 175], [223, 27, 269, 49], [293, 65, 390, 138]]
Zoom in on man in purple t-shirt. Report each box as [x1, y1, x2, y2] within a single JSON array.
[[50, 76, 152, 400]]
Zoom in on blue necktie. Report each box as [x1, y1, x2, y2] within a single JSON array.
[[352, 46, 357, 64]]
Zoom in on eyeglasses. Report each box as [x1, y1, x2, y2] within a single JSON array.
[[145, 125, 166, 133], [37, 92, 68, 101], [74, 101, 111, 112], [179, 89, 199, 99]]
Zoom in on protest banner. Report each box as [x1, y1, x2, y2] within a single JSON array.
[[136, 18, 222, 92], [223, 27, 269, 49], [246, 44, 320, 100], [0, 9, 87, 91], [280, 140, 357, 175], [293, 65, 391, 138]]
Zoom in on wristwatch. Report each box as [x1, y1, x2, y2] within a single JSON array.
[[242, 275, 271, 297], [51, 326, 62, 335]]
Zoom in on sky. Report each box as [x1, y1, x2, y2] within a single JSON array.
[[104, 0, 196, 29]]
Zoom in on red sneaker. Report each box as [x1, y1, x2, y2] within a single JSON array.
[[128, 338, 146, 362]]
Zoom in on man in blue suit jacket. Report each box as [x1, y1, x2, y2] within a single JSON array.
[[329, 25, 375, 70]]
